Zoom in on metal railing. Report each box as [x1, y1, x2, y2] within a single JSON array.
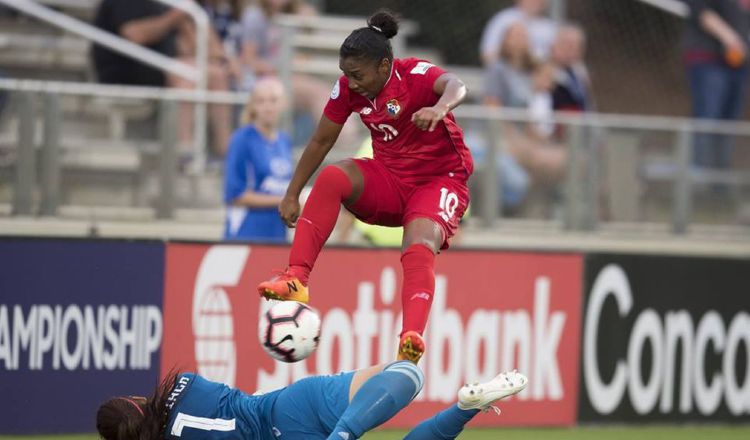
[[0, 78, 247, 219], [1, 79, 749, 235], [453, 105, 750, 234], [636, 0, 689, 17]]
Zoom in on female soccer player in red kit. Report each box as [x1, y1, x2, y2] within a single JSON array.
[[258, 9, 473, 363]]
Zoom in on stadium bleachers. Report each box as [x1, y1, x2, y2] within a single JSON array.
[[0, 5, 458, 218]]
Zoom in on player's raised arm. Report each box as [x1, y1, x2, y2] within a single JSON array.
[[279, 115, 344, 227], [411, 72, 467, 132]]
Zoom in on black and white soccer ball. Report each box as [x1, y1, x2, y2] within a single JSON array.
[[259, 301, 321, 363]]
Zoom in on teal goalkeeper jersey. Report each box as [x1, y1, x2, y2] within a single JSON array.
[[164, 373, 282, 440]]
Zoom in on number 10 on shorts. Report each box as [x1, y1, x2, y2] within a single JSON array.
[[438, 187, 459, 222]]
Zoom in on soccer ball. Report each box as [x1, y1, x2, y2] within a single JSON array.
[[259, 301, 321, 363]]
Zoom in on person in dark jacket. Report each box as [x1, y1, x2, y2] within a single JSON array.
[[683, 0, 750, 169]]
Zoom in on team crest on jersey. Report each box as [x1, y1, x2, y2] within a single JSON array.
[[385, 99, 401, 118]]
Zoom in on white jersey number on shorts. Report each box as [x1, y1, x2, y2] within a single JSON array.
[[438, 187, 459, 222]]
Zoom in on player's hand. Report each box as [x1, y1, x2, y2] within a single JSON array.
[[722, 32, 747, 66], [279, 195, 300, 228], [411, 105, 449, 132], [725, 40, 747, 67]]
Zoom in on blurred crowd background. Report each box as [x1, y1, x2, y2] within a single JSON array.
[[0, 0, 748, 246]]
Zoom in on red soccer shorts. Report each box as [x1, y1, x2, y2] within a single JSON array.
[[348, 158, 470, 249]]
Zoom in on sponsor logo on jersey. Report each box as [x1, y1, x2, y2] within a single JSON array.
[[410, 61, 434, 75], [330, 80, 340, 99], [360, 107, 372, 115], [385, 99, 401, 118]]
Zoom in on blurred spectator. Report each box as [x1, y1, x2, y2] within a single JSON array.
[[524, 61, 568, 184], [239, 0, 315, 84], [224, 77, 292, 242], [683, 0, 750, 169], [483, 22, 567, 187], [92, 0, 234, 156], [92, 0, 185, 86], [550, 24, 592, 112], [239, 0, 348, 145], [171, 7, 237, 156], [528, 61, 557, 141], [0, 5, 16, 17], [480, 0, 557, 66], [480, 21, 534, 208], [483, 21, 536, 108], [200, 0, 244, 59]]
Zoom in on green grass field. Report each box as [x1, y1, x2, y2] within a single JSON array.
[[3, 427, 750, 440]]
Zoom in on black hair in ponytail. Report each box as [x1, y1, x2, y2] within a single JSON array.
[[340, 9, 400, 63], [96, 372, 180, 440]]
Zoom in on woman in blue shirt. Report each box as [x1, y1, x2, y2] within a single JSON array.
[[224, 77, 293, 242]]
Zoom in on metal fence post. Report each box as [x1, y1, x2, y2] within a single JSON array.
[[12, 91, 35, 216], [40, 93, 60, 216], [563, 123, 583, 230], [157, 100, 177, 219], [192, 94, 208, 174], [550, 0, 567, 23], [481, 121, 502, 228], [582, 125, 600, 231], [279, 24, 295, 136], [192, 0, 210, 175], [673, 125, 692, 234]]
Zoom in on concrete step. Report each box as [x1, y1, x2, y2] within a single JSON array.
[[0, 26, 90, 76]]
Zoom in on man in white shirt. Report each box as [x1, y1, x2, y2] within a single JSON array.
[[480, 0, 557, 65]]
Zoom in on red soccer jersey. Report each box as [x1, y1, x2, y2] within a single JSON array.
[[323, 58, 474, 183]]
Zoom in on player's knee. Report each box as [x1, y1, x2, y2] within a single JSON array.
[[402, 238, 439, 254], [334, 160, 364, 193], [315, 165, 353, 197], [384, 360, 424, 396], [318, 164, 348, 182], [402, 219, 442, 253]]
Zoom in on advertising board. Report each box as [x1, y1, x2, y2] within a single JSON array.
[[161, 243, 583, 426]]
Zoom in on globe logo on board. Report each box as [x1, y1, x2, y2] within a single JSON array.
[[194, 285, 236, 387], [192, 246, 250, 387]]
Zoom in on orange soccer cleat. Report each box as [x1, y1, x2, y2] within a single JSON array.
[[397, 330, 425, 364], [257, 271, 309, 303]]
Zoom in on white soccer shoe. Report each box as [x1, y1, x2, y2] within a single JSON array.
[[457, 370, 528, 415]]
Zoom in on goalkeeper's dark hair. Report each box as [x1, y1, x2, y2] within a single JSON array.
[[96, 371, 180, 440], [340, 9, 400, 63]]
